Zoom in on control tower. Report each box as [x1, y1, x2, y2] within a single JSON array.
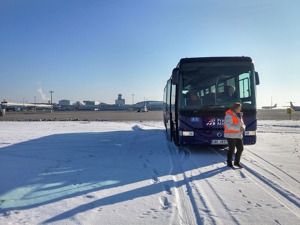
[[115, 94, 125, 106]]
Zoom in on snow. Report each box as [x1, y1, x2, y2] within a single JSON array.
[[0, 120, 299, 225]]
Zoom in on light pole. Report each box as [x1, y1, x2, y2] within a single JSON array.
[[49, 91, 54, 105], [49, 91, 54, 111]]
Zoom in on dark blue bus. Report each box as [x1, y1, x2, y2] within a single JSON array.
[[163, 57, 260, 146]]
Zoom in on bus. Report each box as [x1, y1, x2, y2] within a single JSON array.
[[163, 56, 260, 146]]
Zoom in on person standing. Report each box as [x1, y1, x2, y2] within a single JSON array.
[[224, 102, 245, 168]]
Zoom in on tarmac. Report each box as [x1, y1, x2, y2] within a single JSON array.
[[0, 109, 300, 122], [256, 109, 300, 120], [0, 110, 163, 121]]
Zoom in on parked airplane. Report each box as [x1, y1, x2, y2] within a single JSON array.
[[289, 102, 300, 111], [262, 103, 277, 109]]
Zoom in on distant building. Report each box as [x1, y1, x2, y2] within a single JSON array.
[[83, 101, 97, 106], [57, 100, 74, 110], [55, 97, 162, 111], [59, 100, 71, 106], [135, 101, 163, 111], [78, 101, 99, 111], [115, 94, 125, 106]]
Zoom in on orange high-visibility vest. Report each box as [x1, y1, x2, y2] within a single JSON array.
[[224, 109, 241, 134]]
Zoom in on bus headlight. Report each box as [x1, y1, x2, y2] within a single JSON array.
[[180, 131, 194, 136], [244, 131, 256, 136]]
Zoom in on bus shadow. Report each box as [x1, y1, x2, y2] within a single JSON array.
[[0, 126, 226, 224]]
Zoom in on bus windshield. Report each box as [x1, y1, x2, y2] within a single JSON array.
[[178, 62, 256, 112]]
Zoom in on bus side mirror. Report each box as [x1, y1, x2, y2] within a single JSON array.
[[172, 68, 179, 85], [255, 72, 260, 85]]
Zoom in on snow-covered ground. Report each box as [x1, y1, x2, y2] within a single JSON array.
[[0, 120, 299, 225]]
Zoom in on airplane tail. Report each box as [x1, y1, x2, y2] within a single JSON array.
[[290, 102, 295, 110]]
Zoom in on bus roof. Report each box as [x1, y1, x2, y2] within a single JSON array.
[[178, 56, 253, 65]]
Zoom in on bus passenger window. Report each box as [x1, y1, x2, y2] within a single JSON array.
[[239, 73, 251, 98]]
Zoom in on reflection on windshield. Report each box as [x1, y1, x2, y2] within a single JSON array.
[[179, 65, 255, 111]]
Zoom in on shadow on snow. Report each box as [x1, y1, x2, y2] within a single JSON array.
[[0, 125, 226, 223]]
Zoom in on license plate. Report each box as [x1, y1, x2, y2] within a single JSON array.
[[211, 139, 228, 145]]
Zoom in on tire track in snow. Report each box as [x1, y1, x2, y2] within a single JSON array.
[[245, 147, 299, 184], [182, 147, 242, 225], [167, 142, 200, 225], [215, 148, 300, 219], [167, 144, 243, 224], [244, 147, 300, 190]]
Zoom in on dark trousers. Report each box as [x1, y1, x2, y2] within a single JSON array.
[[226, 138, 244, 164]]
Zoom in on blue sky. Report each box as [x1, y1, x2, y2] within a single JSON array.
[[0, 0, 299, 107]]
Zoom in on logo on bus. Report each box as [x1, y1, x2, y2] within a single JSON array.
[[206, 118, 224, 126]]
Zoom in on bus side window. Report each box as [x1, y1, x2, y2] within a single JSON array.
[[239, 73, 251, 98]]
